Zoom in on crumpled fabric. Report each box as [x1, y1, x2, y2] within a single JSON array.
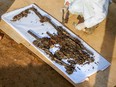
[[75, 23, 86, 30], [64, 0, 111, 28]]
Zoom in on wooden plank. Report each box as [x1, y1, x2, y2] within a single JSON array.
[[0, 21, 22, 44], [0, 20, 77, 87], [0, 0, 77, 86], [0, 1, 110, 87]]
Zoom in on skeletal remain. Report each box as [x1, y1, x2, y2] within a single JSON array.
[[12, 7, 95, 74], [11, 9, 30, 21]]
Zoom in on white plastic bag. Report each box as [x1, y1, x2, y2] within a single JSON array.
[[66, 0, 110, 28]]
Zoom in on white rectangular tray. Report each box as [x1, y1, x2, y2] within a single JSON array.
[[1, 4, 110, 86]]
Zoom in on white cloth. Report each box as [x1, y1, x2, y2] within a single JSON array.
[[75, 23, 86, 30], [65, 0, 110, 28]]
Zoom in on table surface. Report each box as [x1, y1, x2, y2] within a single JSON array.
[[0, 0, 116, 87]]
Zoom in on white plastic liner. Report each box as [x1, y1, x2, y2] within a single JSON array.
[[2, 4, 110, 84]]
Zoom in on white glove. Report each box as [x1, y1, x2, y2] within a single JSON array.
[[75, 23, 86, 30]]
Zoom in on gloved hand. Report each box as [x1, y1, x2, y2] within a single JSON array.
[[75, 23, 86, 30]]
